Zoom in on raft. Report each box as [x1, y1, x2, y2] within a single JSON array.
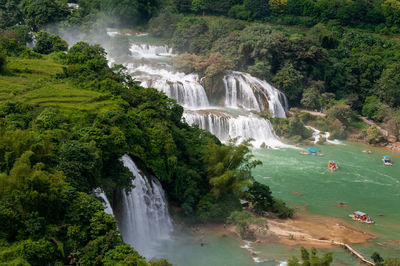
[[382, 156, 393, 166], [328, 160, 338, 171], [349, 211, 375, 224]]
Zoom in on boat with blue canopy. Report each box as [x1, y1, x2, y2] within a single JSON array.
[[382, 156, 392, 166]]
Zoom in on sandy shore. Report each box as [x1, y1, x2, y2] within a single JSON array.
[[196, 212, 376, 249]]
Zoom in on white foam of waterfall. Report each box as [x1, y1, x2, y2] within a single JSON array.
[[118, 155, 173, 258], [305, 126, 342, 145], [93, 188, 114, 216], [224, 72, 288, 118], [129, 43, 176, 59], [128, 64, 210, 108], [183, 110, 286, 148]]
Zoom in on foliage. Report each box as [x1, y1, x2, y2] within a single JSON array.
[[32, 31, 68, 55], [20, 0, 70, 30], [202, 138, 262, 198], [362, 96, 382, 120], [248, 181, 294, 218], [372, 252, 384, 265], [227, 210, 268, 234], [173, 52, 233, 78], [0, 47, 5, 74], [288, 247, 333, 266], [99, 0, 160, 26]]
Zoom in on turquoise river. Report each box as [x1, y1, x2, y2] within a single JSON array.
[[155, 142, 400, 266]]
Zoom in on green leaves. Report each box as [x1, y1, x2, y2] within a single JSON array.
[[202, 138, 261, 198]]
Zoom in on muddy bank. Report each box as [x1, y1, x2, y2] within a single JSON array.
[[195, 212, 376, 249]]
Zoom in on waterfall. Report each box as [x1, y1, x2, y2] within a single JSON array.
[[117, 155, 173, 258], [129, 43, 175, 59], [93, 188, 114, 216], [223, 72, 288, 118], [183, 110, 285, 148], [120, 39, 291, 148], [128, 64, 210, 108]]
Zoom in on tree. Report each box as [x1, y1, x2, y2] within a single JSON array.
[[288, 247, 333, 266], [326, 104, 355, 126], [100, 0, 160, 25], [273, 63, 304, 104], [376, 64, 400, 108], [248, 181, 274, 213], [228, 4, 251, 20], [20, 0, 70, 30], [244, 0, 270, 19], [371, 252, 384, 266], [382, 0, 400, 25], [301, 87, 322, 110], [269, 0, 287, 14], [191, 0, 212, 15], [362, 96, 381, 120], [227, 210, 267, 235], [202, 139, 262, 198], [33, 31, 68, 54], [58, 141, 101, 193], [0, 0, 23, 28]]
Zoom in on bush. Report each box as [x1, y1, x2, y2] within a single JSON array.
[[362, 96, 381, 120], [272, 199, 294, 219], [33, 31, 68, 55], [228, 5, 251, 20]]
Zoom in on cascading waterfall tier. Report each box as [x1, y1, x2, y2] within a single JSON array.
[[125, 40, 289, 148], [127, 64, 210, 108], [183, 110, 285, 148], [223, 71, 288, 118], [117, 155, 173, 258], [129, 43, 175, 59]]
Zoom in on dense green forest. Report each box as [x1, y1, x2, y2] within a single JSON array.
[[1, 0, 400, 264], [0, 9, 288, 265]]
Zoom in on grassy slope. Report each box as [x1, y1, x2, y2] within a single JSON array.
[[0, 56, 119, 113]]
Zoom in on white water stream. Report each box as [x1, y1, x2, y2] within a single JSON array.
[[117, 155, 173, 258], [93, 188, 114, 216], [124, 40, 289, 148], [305, 126, 342, 145]]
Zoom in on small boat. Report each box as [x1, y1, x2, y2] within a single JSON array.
[[362, 150, 372, 154], [349, 211, 375, 224], [382, 156, 392, 166], [300, 148, 324, 156], [328, 160, 338, 171]]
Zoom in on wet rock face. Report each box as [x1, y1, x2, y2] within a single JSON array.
[[203, 74, 226, 106]]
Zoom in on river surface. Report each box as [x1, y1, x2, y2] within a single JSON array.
[[149, 142, 399, 265]]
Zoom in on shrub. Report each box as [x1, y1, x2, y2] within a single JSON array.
[[33, 31, 68, 55]]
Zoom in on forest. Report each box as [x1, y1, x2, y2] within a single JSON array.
[[1, 0, 400, 265]]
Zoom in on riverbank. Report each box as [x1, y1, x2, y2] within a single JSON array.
[[195, 211, 376, 250]]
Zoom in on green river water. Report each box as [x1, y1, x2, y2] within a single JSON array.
[[156, 142, 399, 265]]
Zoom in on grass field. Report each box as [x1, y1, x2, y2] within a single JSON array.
[[0, 56, 120, 113]]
